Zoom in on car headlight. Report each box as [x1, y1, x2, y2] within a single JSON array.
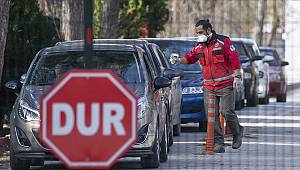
[[182, 86, 203, 94], [259, 71, 264, 78], [137, 97, 146, 119], [270, 74, 280, 81], [18, 100, 40, 121]]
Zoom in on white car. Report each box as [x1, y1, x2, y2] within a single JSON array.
[[238, 38, 272, 104]]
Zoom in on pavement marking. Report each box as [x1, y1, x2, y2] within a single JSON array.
[[250, 133, 300, 137], [266, 104, 300, 108], [238, 115, 300, 120], [240, 122, 300, 128], [174, 141, 300, 146]]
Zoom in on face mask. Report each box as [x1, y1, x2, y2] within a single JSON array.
[[196, 32, 213, 43], [197, 34, 208, 43]]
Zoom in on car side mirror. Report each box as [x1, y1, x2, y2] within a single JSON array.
[[154, 77, 171, 90], [5, 80, 20, 94], [20, 73, 27, 84], [281, 61, 289, 66], [263, 55, 274, 63], [251, 55, 263, 62], [163, 68, 180, 79]]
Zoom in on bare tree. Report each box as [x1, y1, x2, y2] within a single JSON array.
[[99, 0, 122, 38], [0, 0, 10, 84], [0, 0, 10, 137], [257, 0, 267, 46], [61, 0, 84, 40], [268, 0, 281, 46]]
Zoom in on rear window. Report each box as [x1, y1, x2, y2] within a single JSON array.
[[233, 42, 250, 62], [149, 40, 201, 71], [260, 49, 280, 66]]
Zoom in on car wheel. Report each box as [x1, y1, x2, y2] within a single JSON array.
[[10, 144, 30, 170], [235, 98, 243, 110], [241, 99, 245, 109], [160, 123, 168, 163], [247, 87, 258, 107], [173, 123, 181, 136], [259, 95, 269, 104], [277, 93, 287, 102], [199, 121, 207, 132], [141, 125, 160, 168]]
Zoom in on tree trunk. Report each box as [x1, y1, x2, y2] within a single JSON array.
[[0, 0, 10, 137], [99, 0, 121, 38], [61, 0, 84, 41], [268, 0, 280, 46], [257, 0, 267, 46], [0, 0, 10, 85]]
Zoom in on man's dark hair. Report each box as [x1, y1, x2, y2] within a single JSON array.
[[195, 19, 212, 31]]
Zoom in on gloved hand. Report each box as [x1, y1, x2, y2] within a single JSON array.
[[170, 53, 180, 64], [233, 75, 242, 88]]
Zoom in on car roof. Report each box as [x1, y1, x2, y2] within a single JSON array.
[[231, 38, 256, 44], [259, 46, 274, 50], [55, 39, 149, 46], [42, 41, 144, 54], [142, 37, 197, 43]]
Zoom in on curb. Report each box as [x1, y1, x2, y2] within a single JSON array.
[[287, 82, 300, 90]]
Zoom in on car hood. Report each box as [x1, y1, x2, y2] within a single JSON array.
[[21, 85, 52, 111]]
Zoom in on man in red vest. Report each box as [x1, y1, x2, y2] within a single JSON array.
[[171, 19, 244, 153]]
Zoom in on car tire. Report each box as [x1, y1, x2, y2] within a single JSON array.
[[259, 95, 269, 104], [235, 99, 243, 110], [247, 87, 259, 107], [141, 125, 160, 168], [10, 144, 30, 170], [199, 121, 207, 132], [277, 93, 287, 102], [160, 123, 168, 163], [173, 123, 181, 136], [241, 99, 245, 109]]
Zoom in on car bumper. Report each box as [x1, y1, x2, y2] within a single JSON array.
[[269, 81, 285, 96], [180, 94, 206, 123], [11, 109, 157, 160]]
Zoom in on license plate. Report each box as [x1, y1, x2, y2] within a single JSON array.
[[244, 73, 252, 79]]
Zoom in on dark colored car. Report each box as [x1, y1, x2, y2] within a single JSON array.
[[145, 39, 207, 130], [232, 39, 261, 107], [259, 47, 289, 102], [6, 43, 171, 169], [236, 38, 272, 104]]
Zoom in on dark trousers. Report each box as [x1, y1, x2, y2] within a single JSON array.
[[204, 86, 242, 145]]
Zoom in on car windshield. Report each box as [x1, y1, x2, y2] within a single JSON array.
[[260, 49, 280, 66], [27, 51, 146, 96], [151, 40, 203, 80], [233, 42, 249, 62]]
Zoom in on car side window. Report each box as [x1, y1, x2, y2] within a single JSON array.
[[142, 53, 154, 83], [157, 48, 169, 68], [149, 47, 163, 75]]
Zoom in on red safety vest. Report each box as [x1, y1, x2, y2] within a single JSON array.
[[184, 33, 241, 90]]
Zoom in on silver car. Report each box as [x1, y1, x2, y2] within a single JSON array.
[[6, 43, 171, 169]]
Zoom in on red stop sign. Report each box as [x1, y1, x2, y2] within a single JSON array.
[[39, 70, 137, 169]]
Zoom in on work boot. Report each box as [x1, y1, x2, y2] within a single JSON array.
[[214, 144, 225, 153], [232, 125, 244, 149]]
